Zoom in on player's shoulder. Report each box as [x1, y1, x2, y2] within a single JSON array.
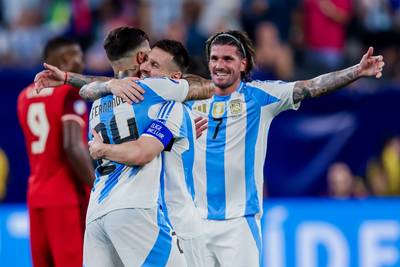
[[245, 79, 289, 90], [139, 77, 187, 93], [56, 84, 80, 96], [17, 83, 32, 102]]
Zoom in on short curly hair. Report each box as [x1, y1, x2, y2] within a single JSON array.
[[103, 27, 149, 62]]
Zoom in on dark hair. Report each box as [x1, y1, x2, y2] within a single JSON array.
[[152, 39, 190, 72], [103, 27, 149, 61], [205, 30, 256, 81], [43, 36, 79, 61]]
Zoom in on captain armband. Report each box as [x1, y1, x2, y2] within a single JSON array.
[[144, 120, 175, 151]]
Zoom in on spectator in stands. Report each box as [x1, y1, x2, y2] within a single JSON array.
[[0, 0, 65, 67], [382, 136, 400, 195], [252, 22, 294, 80], [327, 162, 358, 199], [302, 0, 352, 72], [241, 0, 299, 42]]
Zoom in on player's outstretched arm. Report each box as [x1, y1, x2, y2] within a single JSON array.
[[183, 74, 215, 101], [63, 119, 95, 186], [79, 77, 143, 103], [292, 47, 384, 104], [89, 130, 164, 166], [34, 63, 110, 92]]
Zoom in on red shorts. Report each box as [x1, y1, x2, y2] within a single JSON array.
[[29, 205, 86, 267]]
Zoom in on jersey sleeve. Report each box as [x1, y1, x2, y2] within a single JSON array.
[[62, 87, 88, 128], [142, 101, 186, 150], [137, 78, 189, 102], [247, 80, 300, 116]]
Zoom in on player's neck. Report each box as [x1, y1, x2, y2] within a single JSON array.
[[112, 65, 140, 79], [215, 79, 242, 96], [115, 69, 139, 79]]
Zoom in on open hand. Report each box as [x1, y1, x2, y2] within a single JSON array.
[[108, 77, 145, 104], [359, 47, 385, 79], [34, 63, 66, 93]]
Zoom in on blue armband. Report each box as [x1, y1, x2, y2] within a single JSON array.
[[144, 120, 174, 149]]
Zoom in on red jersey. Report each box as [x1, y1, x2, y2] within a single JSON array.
[[304, 0, 352, 50], [17, 84, 90, 207]]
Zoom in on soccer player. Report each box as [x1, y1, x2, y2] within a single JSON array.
[[17, 37, 94, 267], [34, 35, 214, 266], [88, 39, 207, 267], [33, 27, 214, 267], [94, 30, 384, 267], [184, 31, 384, 267], [82, 27, 188, 267]]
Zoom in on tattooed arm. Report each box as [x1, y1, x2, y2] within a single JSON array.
[[293, 47, 385, 104], [293, 65, 360, 103], [80, 78, 144, 102], [34, 63, 110, 92], [183, 74, 215, 101], [80, 74, 215, 103], [66, 73, 111, 88]]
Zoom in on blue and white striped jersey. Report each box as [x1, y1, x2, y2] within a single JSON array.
[[159, 102, 204, 239], [86, 78, 189, 224], [186, 80, 299, 220]]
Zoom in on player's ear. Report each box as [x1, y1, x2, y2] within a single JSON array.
[[170, 71, 182, 79], [137, 52, 146, 64], [240, 58, 247, 72]]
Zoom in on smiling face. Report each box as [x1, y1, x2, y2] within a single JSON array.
[[208, 44, 247, 94], [139, 47, 180, 79]]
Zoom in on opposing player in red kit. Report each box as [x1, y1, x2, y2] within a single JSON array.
[[17, 37, 95, 267]]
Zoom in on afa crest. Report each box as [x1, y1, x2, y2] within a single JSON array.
[[212, 102, 225, 118], [228, 99, 242, 116]]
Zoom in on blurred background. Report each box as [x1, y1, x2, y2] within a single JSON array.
[[0, 0, 399, 266]]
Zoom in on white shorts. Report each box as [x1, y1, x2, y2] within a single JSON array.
[[179, 234, 207, 267], [83, 207, 186, 267], [202, 215, 262, 267]]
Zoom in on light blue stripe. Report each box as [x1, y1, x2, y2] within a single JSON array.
[[141, 206, 172, 267], [184, 100, 195, 110], [158, 101, 172, 120], [96, 95, 121, 202], [98, 163, 124, 203], [181, 107, 195, 199], [163, 101, 175, 120], [248, 86, 280, 107], [133, 82, 166, 135], [244, 90, 261, 215], [245, 215, 262, 266], [206, 96, 230, 219], [159, 154, 172, 227]]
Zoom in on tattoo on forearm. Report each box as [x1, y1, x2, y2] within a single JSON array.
[[67, 73, 110, 89], [293, 64, 361, 103], [183, 74, 215, 100], [79, 81, 111, 101]]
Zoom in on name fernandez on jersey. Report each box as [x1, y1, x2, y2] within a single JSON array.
[[90, 96, 126, 120], [86, 78, 189, 224]]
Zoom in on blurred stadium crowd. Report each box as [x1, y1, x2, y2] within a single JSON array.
[[1, 0, 400, 200], [1, 0, 400, 81]]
